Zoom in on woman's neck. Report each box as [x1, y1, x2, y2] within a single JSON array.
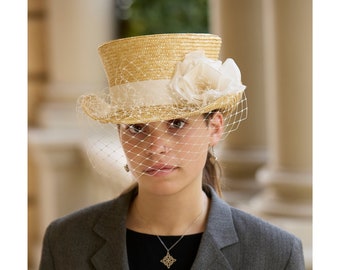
[[126, 185, 210, 236]]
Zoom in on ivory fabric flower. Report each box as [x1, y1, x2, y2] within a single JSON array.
[[169, 51, 246, 106]]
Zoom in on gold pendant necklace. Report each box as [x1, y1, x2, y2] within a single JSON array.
[[132, 194, 206, 269], [156, 209, 204, 269], [160, 250, 177, 269], [157, 234, 183, 268]]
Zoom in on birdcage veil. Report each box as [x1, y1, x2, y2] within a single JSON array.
[[77, 33, 247, 180]]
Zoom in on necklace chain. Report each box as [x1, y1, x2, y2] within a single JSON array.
[[133, 197, 205, 269], [156, 209, 203, 269], [156, 208, 203, 252]]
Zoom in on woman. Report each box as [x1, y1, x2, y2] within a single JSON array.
[[39, 33, 305, 269]]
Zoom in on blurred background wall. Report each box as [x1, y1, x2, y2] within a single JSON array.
[[28, 0, 312, 269]]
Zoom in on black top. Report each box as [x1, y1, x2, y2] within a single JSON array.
[[126, 229, 203, 270]]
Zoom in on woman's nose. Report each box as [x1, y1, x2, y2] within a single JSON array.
[[145, 125, 170, 155]]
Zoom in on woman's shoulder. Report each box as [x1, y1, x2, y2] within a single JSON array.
[[46, 190, 132, 233], [208, 186, 299, 243], [229, 205, 301, 247], [39, 190, 135, 264], [204, 186, 305, 269], [55, 199, 115, 223], [209, 186, 300, 243]]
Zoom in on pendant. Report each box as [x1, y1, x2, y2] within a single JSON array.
[[160, 251, 177, 269]]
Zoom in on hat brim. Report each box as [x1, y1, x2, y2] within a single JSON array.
[[79, 92, 243, 124]]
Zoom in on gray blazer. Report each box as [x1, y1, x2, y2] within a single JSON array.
[[39, 185, 305, 269]]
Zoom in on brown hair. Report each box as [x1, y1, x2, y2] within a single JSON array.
[[203, 111, 223, 197], [203, 151, 223, 198]]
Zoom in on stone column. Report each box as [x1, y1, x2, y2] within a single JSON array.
[[249, 0, 312, 268], [28, 2, 116, 266], [38, 0, 115, 128], [28, 1, 47, 268], [28, 0, 46, 127], [209, 0, 267, 205]]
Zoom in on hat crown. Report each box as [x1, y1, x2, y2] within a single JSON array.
[[98, 33, 222, 87]]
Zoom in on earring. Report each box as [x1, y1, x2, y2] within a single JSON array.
[[209, 146, 217, 164], [124, 164, 130, 172]]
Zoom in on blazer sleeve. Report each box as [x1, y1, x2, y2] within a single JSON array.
[[285, 237, 305, 270], [39, 223, 56, 270]]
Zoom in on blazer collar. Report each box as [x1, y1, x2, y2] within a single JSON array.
[[191, 185, 239, 269], [90, 189, 136, 270], [90, 185, 239, 270]]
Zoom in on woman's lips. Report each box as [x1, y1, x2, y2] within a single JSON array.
[[144, 165, 177, 176]]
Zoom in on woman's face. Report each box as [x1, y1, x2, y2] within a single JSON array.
[[119, 113, 223, 195]]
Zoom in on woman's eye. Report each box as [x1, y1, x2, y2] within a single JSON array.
[[127, 124, 145, 134], [168, 119, 186, 129]]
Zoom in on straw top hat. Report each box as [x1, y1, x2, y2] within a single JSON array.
[[79, 33, 246, 124]]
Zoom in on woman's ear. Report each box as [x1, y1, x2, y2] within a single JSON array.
[[208, 112, 224, 146]]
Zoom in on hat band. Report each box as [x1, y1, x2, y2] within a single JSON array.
[[107, 51, 246, 109], [109, 79, 177, 107]]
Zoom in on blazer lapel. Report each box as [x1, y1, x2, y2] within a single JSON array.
[[191, 186, 240, 270], [89, 185, 240, 270], [191, 232, 234, 270], [90, 191, 134, 270]]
